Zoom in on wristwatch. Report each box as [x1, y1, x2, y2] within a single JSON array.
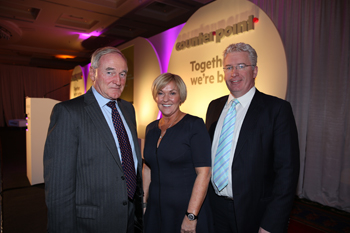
[[186, 211, 198, 221]]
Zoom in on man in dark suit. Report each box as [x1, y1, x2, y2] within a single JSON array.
[[44, 46, 143, 233], [206, 43, 299, 233]]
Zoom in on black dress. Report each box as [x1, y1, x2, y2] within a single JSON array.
[[143, 114, 213, 233]]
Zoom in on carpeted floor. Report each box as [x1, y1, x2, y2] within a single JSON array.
[[1, 127, 349, 233], [0, 127, 47, 232], [2, 184, 47, 233], [289, 198, 350, 233]]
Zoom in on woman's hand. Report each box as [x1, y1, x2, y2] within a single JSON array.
[[181, 166, 210, 233], [180, 216, 197, 233]]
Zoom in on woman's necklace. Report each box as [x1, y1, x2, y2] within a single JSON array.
[[159, 113, 180, 139]]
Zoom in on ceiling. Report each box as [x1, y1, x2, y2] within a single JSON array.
[[0, 0, 214, 70]]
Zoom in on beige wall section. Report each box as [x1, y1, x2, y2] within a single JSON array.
[[118, 37, 161, 139], [26, 97, 60, 185], [167, 0, 288, 121], [70, 65, 85, 99], [86, 70, 93, 91]]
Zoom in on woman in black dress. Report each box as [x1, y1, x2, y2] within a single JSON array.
[[143, 73, 213, 233]]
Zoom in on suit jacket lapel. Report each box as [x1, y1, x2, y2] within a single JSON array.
[[234, 90, 264, 158], [84, 89, 123, 171], [208, 96, 228, 140]]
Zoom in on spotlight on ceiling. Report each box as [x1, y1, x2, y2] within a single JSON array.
[[55, 55, 77, 59]]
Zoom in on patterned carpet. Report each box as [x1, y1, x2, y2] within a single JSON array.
[[290, 198, 350, 233]]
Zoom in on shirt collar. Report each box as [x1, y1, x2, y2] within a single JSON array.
[[227, 86, 256, 108], [91, 86, 117, 108]]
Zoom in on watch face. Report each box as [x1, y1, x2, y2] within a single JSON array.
[[188, 213, 195, 221]]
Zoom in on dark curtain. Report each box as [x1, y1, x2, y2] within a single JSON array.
[[249, 0, 350, 212], [0, 64, 72, 127]]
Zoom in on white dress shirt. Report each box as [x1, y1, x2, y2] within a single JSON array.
[[92, 86, 138, 173], [211, 87, 256, 197]]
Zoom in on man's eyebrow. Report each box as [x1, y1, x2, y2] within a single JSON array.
[[105, 67, 115, 71]]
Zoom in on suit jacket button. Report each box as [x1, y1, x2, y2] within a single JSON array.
[[123, 201, 128, 205], [121, 176, 125, 180]]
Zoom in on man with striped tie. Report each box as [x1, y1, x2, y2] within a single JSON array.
[[44, 47, 143, 233], [206, 43, 300, 233]]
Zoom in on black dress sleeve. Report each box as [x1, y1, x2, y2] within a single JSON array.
[[189, 117, 212, 168]]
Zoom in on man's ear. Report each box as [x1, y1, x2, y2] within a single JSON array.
[[89, 67, 96, 82], [253, 66, 258, 79]]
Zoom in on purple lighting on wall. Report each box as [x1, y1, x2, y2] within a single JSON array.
[[79, 34, 91, 40], [148, 23, 185, 73], [161, 23, 185, 72], [81, 63, 91, 92], [147, 24, 185, 120], [157, 111, 162, 120], [72, 31, 102, 40], [145, 38, 163, 73]]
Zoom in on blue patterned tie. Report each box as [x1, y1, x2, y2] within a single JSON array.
[[213, 99, 239, 191], [107, 101, 137, 199]]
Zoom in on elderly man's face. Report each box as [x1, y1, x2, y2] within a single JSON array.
[[224, 52, 258, 98], [90, 53, 128, 100]]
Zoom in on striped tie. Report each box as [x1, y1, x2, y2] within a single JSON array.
[[107, 101, 137, 199], [213, 99, 239, 191]]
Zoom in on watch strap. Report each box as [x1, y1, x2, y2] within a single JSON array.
[[185, 211, 198, 220]]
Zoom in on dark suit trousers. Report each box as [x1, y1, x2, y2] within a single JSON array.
[[127, 199, 135, 233], [208, 183, 238, 233]]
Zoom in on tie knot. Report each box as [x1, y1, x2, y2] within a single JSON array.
[[107, 101, 116, 109], [231, 99, 239, 108]]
